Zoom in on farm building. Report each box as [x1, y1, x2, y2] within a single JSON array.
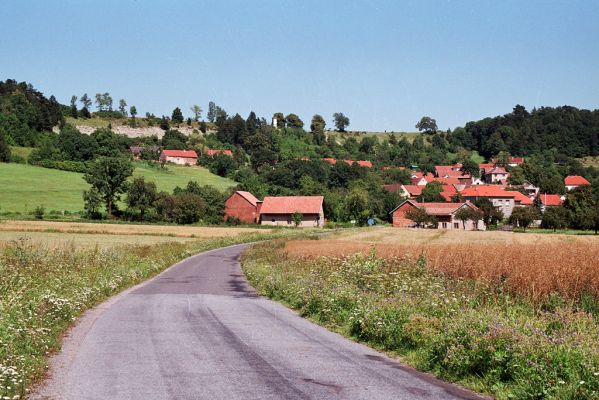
[[205, 149, 234, 157], [160, 150, 198, 165], [223, 191, 261, 223], [539, 194, 564, 213], [564, 175, 590, 191], [390, 200, 484, 230], [259, 196, 325, 227], [460, 185, 517, 217]]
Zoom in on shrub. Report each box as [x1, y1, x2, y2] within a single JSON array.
[[34, 205, 45, 220]]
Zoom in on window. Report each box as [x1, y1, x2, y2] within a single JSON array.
[[442, 222, 447, 229], [454, 223, 459, 229]]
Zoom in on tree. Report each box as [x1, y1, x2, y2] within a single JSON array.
[[119, 99, 127, 116], [333, 112, 350, 132], [83, 157, 134, 216], [420, 181, 445, 202], [509, 206, 539, 231], [343, 188, 371, 225], [129, 106, 137, 121], [171, 107, 184, 126], [0, 130, 11, 162], [475, 198, 504, 226], [461, 159, 480, 178], [541, 206, 569, 232], [405, 206, 431, 228], [207, 101, 216, 123], [292, 211, 303, 227], [190, 105, 202, 122], [310, 114, 326, 145], [80, 93, 92, 110], [126, 177, 157, 221], [272, 112, 285, 128], [172, 192, 205, 224], [82, 188, 103, 219], [454, 207, 472, 230], [159, 116, 170, 130], [104, 93, 113, 111], [285, 113, 304, 129], [95, 93, 104, 111], [162, 129, 187, 150], [415, 116, 437, 134], [70, 95, 78, 118]]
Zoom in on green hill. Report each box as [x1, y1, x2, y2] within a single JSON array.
[[0, 162, 236, 214]]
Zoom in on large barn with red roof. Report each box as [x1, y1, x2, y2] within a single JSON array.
[[159, 150, 198, 165], [223, 191, 261, 224], [390, 200, 484, 230]]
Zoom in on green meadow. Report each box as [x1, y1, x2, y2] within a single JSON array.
[[0, 162, 236, 214]]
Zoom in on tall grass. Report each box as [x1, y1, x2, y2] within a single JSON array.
[[243, 240, 599, 400], [0, 230, 305, 399]]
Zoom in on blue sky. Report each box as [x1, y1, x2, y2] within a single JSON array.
[[1, 0, 598, 131]]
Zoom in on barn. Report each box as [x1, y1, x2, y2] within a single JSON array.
[[390, 199, 484, 230], [223, 191, 261, 223], [259, 196, 325, 227], [159, 150, 198, 165]]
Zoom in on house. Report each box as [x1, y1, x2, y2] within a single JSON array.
[[460, 185, 518, 217], [564, 175, 590, 191], [205, 149, 233, 157], [382, 183, 404, 194], [344, 160, 373, 168], [223, 191, 261, 223], [509, 181, 539, 197], [538, 194, 564, 213], [259, 196, 325, 227], [160, 150, 198, 165], [434, 163, 462, 177], [482, 166, 509, 184], [508, 157, 524, 167], [510, 190, 534, 206], [390, 200, 485, 230], [400, 184, 424, 198], [129, 146, 143, 160]]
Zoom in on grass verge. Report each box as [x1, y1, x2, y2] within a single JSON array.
[[0, 229, 310, 399], [241, 239, 599, 400]]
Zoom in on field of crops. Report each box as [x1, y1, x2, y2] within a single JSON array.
[[242, 230, 599, 399]]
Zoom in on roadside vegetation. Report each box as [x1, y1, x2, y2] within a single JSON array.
[[0, 229, 308, 399], [242, 236, 599, 399]]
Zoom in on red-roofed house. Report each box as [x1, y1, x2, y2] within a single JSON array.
[[564, 175, 590, 191], [160, 150, 198, 165], [508, 157, 524, 167], [259, 196, 325, 227], [224, 191, 261, 223], [510, 190, 534, 206], [205, 149, 234, 157], [390, 200, 484, 230], [344, 160, 373, 168], [400, 185, 424, 198], [482, 166, 509, 184], [538, 194, 565, 213], [460, 185, 518, 217], [383, 183, 404, 194]]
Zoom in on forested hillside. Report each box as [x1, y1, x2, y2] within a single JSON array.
[[450, 105, 599, 158]]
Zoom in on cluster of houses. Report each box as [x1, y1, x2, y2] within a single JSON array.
[[224, 191, 325, 227], [385, 157, 591, 230]]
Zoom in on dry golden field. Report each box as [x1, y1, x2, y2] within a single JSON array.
[[0, 220, 270, 238], [285, 227, 599, 302]]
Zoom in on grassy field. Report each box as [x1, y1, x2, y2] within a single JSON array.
[[242, 229, 599, 399], [0, 162, 235, 214], [9, 146, 34, 161]]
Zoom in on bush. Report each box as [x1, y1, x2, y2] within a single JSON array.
[[34, 205, 45, 220]]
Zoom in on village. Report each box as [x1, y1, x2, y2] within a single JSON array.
[[155, 147, 589, 230]]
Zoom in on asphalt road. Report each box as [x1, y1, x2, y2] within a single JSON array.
[[34, 244, 486, 400]]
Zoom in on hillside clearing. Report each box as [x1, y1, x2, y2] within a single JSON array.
[[0, 162, 235, 214]]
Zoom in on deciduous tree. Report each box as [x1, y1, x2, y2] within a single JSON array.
[[84, 157, 134, 216], [333, 112, 350, 132]]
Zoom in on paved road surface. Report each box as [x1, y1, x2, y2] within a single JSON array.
[[34, 244, 485, 400]]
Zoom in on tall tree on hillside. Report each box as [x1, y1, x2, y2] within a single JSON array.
[[215, 107, 228, 127], [190, 105, 202, 122], [285, 113, 304, 129], [129, 106, 137, 120], [272, 112, 285, 128], [310, 114, 326, 145], [80, 93, 92, 110], [119, 99, 128, 116], [333, 112, 350, 132], [246, 111, 259, 136], [126, 177, 157, 221], [104, 93, 113, 111], [415, 116, 438, 134], [207, 101, 216, 123], [80, 93, 92, 118], [171, 107, 184, 126], [95, 93, 104, 111], [70, 95, 78, 118], [0, 130, 11, 162], [84, 156, 134, 216]]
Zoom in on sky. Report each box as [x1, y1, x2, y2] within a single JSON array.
[[1, 0, 598, 131]]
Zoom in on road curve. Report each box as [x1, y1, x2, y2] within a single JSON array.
[[34, 244, 486, 400]]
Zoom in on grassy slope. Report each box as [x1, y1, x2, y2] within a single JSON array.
[[0, 162, 235, 213]]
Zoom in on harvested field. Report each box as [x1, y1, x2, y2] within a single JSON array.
[[286, 229, 599, 302], [0, 220, 271, 238]]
